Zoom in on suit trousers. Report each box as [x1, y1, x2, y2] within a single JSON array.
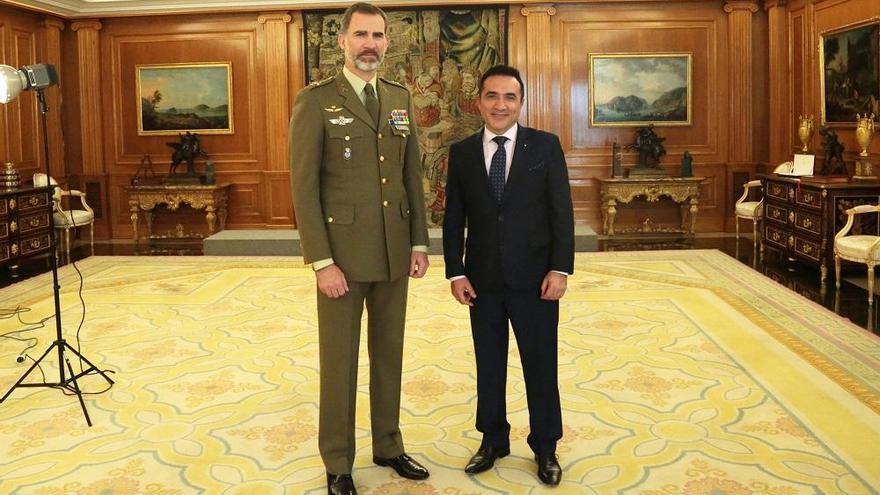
[[316, 275, 409, 475], [469, 287, 562, 456]]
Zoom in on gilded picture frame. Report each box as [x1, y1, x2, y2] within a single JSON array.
[[136, 62, 234, 135], [589, 53, 692, 127], [819, 18, 880, 126]]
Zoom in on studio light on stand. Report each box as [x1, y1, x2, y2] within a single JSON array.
[[0, 63, 113, 426]]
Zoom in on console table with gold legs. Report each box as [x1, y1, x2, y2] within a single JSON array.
[[598, 177, 704, 236], [125, 184, 230, 244]]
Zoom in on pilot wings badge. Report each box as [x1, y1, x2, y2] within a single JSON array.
[[329, 116, 354, 126]]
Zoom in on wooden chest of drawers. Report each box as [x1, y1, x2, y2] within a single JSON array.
[[0, 186, 52, 267], [760, 175, 880, 284]]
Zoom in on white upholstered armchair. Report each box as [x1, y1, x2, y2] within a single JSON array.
[[34, 173, 95, 262], [834, 204, 880, 305], [734, 179, 764, 250]]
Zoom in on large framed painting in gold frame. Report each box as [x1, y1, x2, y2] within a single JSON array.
[[819, 18, 879, 126], [136, 62, 234, 136], [303, 7, 508, 226], [589, 53, 692, 127]]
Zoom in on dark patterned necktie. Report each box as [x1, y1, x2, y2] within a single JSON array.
[[489, 135, 508, 204], [364, 83, 379, 127]]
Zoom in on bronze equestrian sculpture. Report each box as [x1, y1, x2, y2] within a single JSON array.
[[626, 124, 666, 169], [166, 132, 207, 176]]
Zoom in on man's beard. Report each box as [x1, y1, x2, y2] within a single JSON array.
[[350, 50, 383, 72]]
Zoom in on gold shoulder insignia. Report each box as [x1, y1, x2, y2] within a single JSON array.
[[308, 76, 334, 89], [380, 77, 408, 90]]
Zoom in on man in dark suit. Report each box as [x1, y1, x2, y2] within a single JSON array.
[[289, 4, 430, 495], [442, 65, 574, 486]]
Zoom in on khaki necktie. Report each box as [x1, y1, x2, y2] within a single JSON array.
[[364, 83, 379, 127]]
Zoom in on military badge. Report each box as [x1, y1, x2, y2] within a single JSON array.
[[343, 147, 352, 160], [324, 106, 343, 113], [330, 116, 354, 126], [389, 109, 410, 131]]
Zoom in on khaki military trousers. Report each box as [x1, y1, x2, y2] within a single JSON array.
[[317, 275, 409, 475]]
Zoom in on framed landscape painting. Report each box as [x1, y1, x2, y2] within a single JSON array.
[[137, 62, 234, 135], [589, 53, 692, 127], [820, 19, 879, 125]]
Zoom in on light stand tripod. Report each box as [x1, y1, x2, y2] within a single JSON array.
[[0, 86, 114, 427]]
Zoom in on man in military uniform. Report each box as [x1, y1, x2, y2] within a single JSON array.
[[288, 3, 430, 495]]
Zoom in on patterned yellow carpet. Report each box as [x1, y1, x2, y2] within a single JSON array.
[[0, 251, 878, 494]]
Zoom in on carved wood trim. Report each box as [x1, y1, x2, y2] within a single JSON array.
[[726, 5, 755, 163], [723, 0, 760, 13], [767, 2, 789, 165], [72, 19, 104, 176], [522, 5, 556, 133], [42, 18, 65, 179], [258, 12, 291, 173]]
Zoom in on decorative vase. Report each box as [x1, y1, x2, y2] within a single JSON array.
[[853, 113, 878, 182], [856, 113, 876, 157], [797, 115, 814, 153], [1, 162, 20, 190]]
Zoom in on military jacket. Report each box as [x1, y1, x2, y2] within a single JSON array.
[[289, 72, 429, 282]]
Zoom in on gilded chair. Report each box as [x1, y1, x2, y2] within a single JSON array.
[[734, 179, 764, 249], [834, 204, 880, 305], [34, 173, 95, 262]]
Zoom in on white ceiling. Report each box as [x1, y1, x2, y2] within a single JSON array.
[[5, 0, 384, 17], [4, 0, 507, 17]]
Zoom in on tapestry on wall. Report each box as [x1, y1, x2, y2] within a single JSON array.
[[304, 8, 508, 226]]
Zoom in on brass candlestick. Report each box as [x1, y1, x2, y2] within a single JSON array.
[[797, 114, 814, 153], [853, 113, 877, 182]]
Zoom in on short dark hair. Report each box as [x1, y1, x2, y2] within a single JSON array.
[[340, 2, 388, 34], [478, 65, 525, 99]]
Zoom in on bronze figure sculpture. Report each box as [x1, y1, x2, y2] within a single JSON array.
[[167, 132, 207, 177]]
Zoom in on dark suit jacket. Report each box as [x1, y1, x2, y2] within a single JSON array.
[[443, 126, 574, 292]]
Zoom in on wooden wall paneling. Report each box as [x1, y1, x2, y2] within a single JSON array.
[[0, 10, 41, 175], [509, 6, 528, 119], [14, 26, 39, 173], [696, 166, 721, 230], [751, 7, 770, 167], [72, 20, 107, 237], [102, 15, 264, 238], [287, 12, 304, 228], [766, 0, 790, 166], [223, 171, 264, 227], [0, 10, 81, 223], [42, 18, 64, 181], [724, 1, 763, 233], [258, 12, 292, 226], [724, 1, 759, 165], [553, 2, 727, 231], [0, 20, 6, 163], [72, 20, 103, 177], [788, 5, 812, 156], [812, 0, 880, 164], [521, 5, 557, 135]]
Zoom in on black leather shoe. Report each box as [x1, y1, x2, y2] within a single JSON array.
[[373, 453, 430, 480], [536, 454, 562, 486], [464, 446, 510, 474], [327, 473, 356, 495]]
